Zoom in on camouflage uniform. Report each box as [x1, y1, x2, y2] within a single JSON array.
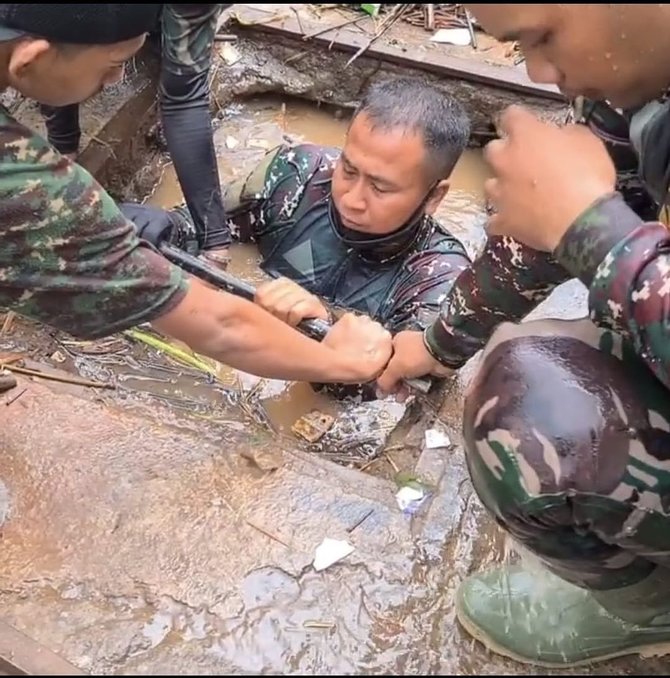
[[41, 4, 231, 250], [426, 100, 670, 665], [0, 106, 188, 339], [221, 142, 472, 334]]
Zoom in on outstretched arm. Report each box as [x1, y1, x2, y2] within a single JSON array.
[[0, 116, 391, 385]]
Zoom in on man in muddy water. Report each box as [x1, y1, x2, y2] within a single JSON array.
[[0, 4, 394, 395], [39, 4, 234, 271], [376, 2, 670, 669], [147, 77, 474, 398]]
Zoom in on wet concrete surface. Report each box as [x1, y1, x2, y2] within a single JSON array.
[[0, 31, 664, 677], [0, 368, 666, 675]]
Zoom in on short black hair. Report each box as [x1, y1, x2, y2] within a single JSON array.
[[352, 77, 471, 180]]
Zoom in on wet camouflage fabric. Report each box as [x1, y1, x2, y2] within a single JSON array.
[[463, 318, 670, 590], [160, 4, 224, 77], [0, 108, 187, 339], [430, 98, 670, 591], [424, 98, 667, 371], [222, 143, 471, 333]]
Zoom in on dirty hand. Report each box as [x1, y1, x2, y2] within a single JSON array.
[[323, 313, 393, 384], [201, 246, 231, 272], [484, 105, 616, 252], [255, 277, 329, 327], [377, 331, 452, 397]]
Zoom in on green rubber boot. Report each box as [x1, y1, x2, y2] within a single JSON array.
[[456, 564, 670, 668]]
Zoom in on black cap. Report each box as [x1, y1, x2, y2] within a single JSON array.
[[0, 4, 162, 45]]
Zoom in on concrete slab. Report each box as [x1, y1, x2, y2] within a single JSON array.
[[216, 4, 568, 141], [0, 372, 664, 675]]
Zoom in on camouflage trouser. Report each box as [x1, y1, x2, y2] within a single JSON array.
[[463, 317, 670, 591], [160, 4, 224, 83], [41, 4, 232, 250], [159, 4, 232, 250]]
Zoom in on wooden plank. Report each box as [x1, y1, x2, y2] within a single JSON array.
[[0, 620, 86, 675], [229, 5, 564, 102]]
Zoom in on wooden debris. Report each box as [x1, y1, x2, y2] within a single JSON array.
[[401, 4, 463, 31], [291, 6, 305, 34], [303, 620, 336, 630], [346, 508, 374, 533], [302, 15, 367, 40], [0, 311, 15, 336], [3, 365, 115, 390], [240, 447, 283, 472], [5, 387, 26, 406], [0, 618, 86, 675], [464, 8, 477, 48], [246, 520, 290, 548], [385, 452, 400, 474], [424, 4, 434, 31], [0, 353, 24, 367], [292, 410, 335, 443], [345, 4, 409, 67]]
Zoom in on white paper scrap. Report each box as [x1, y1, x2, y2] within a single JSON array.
[[396, 485, 425, 512], [430, 28, 472, 46], [425, 428, 452, 449], [313, 538, 355, 571]]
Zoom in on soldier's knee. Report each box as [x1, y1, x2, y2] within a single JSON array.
[[462, 329, 628, 510], [160, 68, 210, 108]]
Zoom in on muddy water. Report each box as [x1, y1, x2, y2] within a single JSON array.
[[144, 97, 489, 451]]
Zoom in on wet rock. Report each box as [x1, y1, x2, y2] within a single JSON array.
[[239, 447, 283, 472], [0, 368, 17, 393]]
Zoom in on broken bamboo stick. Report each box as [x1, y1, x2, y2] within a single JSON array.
[[3, 365, 115, 390]]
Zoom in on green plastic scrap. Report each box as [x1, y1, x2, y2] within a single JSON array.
[[359, 3, 381, 16]]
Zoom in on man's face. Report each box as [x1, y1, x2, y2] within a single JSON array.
[[7, 35, 146, 107], [466, 4, 670, 109], [331, 112, 448, 236]]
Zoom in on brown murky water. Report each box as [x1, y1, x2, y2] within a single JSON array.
[[143, 96, 489, 453], [149, 97, 490, 259]]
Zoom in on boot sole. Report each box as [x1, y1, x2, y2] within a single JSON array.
[[456, 602, 670, 669]]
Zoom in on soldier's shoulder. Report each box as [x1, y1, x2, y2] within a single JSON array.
[[422, 216, 469, 256], [278, 142, 339, 164], [270, 143, 340, 184], [0, 107, 54, 163]]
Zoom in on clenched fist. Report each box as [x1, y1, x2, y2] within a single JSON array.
[[484, 105, 616, 251], [377, 330, 452, 397], [323, 313, 393, 384]]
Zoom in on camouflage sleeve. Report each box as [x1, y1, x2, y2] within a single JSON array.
[[221, 145, 284, 242], [422, 100, 660, 369], [378, 231, 471, 334], [554, 191, 670, 390], [0, 113, 187, 340], [424, 239, 571, 367]]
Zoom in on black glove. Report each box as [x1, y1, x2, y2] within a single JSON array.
[[119, 203, 199, 254]]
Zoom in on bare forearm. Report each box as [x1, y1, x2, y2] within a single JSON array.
[[152, 282, 361, 383]]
